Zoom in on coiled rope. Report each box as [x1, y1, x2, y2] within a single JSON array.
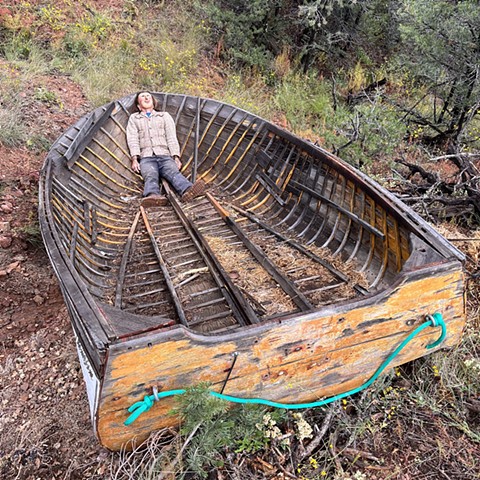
[[125, 312, 446, 426]]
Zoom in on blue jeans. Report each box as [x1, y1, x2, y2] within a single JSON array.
[[140, 156, 193, 197]]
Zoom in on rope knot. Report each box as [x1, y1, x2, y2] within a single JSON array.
[[124, 395, 155, 426]]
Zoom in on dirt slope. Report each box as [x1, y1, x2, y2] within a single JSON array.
[[0, 77, 111, 479]]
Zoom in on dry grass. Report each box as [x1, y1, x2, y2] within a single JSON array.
[[205, 234, 297, 315]]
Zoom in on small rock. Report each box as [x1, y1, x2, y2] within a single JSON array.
[[33, 295, 45, 305], [6, 261, 20, 273], [0, 221, 10, 233], [0, 202, 14, 214], [0, 235, 13, 249]]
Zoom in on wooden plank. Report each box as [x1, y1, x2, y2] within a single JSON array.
[[288, 179, 385, 239], [115, 211, 141, 308], [231, 205, 351, 285], [65, 102, 115, 169], [165, 183, 256, 326], [255, 172, 286, 206], [140, 207, 188, 327]]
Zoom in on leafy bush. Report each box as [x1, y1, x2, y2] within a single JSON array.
[[195, 0, 292, 73], [343, 100, 407, 165]]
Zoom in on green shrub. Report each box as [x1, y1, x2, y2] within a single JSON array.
[[194, 0, 290, 73], [273, 72, 333, 131], [174, 384, 286, 478], [2, 34, 50, 77], [18, 221, 43, 249], [61, 9, 113, 59], [26, 134, 51, 153], [34, 86, 58, 105]]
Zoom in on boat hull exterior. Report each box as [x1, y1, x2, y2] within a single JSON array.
[[96, 263, 464, 450]]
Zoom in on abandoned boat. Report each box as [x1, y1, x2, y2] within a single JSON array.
[[39, 92, 466, 450]]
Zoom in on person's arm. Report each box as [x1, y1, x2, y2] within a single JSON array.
[[163, 113, 181, 160], [173, 155, 182, 170], [126, 116, 141, 173], [131, 155, 141, 174]]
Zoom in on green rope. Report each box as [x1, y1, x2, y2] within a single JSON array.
[[124, 312, 446, 426]]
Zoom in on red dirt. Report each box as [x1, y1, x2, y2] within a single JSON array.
[[0, 75, 111, 479]]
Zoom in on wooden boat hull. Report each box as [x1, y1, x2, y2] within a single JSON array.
[[39, 93, 466, 450]]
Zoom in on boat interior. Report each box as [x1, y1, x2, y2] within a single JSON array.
[[41, 93, 454, 340]]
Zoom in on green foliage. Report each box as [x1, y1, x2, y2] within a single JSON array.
[[34, 86, 58, 105], [0, 69, 27, 148], [1, 33, 50, 78], [174, 384, 286, 478], [69, 48, 136, 107], [396, 0, 480, 147], [401, 330, 480, 443], [274, 72, 333, 131], [219, 73, 272, 116], [62, 28, 92, 59], [38, 4, 66, 32], [298, 0, 358, 28], [341, 100, 407, 166], [26, 134, 51, 153], [1, 32, 33, 61], [0, 103, 27, 148], [195, 0, 292, 73], [61, 10, 113, 59], [18, 221, 43, 249], [297, 0, 371, 71]]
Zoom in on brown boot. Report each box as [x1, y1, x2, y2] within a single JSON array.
[[182, 180, 207, 202], [141, 194, 168, 207]]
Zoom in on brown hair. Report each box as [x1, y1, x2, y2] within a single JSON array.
[[134, 91, 159, 112]]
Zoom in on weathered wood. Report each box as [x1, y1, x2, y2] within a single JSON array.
[[141, 207, 188, 327], [96, 266, 464, 449], [64, 102, 115, 169], [39, 92, 466, 451], [207, 192, 313, 311]]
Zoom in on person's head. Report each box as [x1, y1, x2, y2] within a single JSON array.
[[135, 91, 158, 112]]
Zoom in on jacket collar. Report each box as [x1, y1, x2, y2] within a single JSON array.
[[133, 110, 164, 118]]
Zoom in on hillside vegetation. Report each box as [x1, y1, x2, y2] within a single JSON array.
[[0, 1, 479, 479]]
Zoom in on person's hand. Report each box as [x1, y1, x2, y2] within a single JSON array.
[[131, 156, 140, 174], [174, 156, 182, 170]]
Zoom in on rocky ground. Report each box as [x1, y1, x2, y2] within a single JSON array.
[[0, 79, 112, 479]]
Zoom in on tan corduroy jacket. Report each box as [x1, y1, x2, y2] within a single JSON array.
[[126, 110, 181, 159]]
